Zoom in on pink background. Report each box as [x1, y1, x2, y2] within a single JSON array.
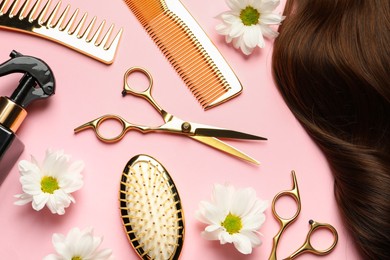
[[0, 0, 360, 259]]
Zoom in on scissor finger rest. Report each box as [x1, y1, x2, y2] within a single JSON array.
[[272, 171, 301, 224], [74, 115, 129, 143], [286, 220, 338, 259], [122, 67, 153, 96], [272, 190, 301, 224]]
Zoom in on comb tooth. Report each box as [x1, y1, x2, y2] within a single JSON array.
[[174, 53, 214, 86], [0, 0, 123, 64], [13, 0, 26, 18], [100, 23, 114, 49], [27, 0, 40, 22], [199, 83, 226, 103], [54, 3, 69, 29], [72, 12, 87, 37], [189, 73, 218, 94], [0, 0, 10, 15], [194, 76, 225, 96], [37, 0, 51, 25], [149, 15, 223, 93], [202, 83, 228, 102], [8, 0, 19, 17], [46, 0, 61, 27], [106, 26, 123, 50], [17, 0, 31, 19], [63, 7, 78, 33], [90, 19, 105, 45], [80, 15, 96, 40]]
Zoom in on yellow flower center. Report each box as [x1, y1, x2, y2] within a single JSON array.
[[240, 6, 260, 26], [40, 176, 59, 194], [72, 257, 82, 260], [221, 213, 243, 234]]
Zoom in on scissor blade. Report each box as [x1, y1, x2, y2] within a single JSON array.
[[194, 128, 267, 140], [190, 136, 260, 165]]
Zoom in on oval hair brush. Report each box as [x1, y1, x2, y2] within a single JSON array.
[[119, 154, 184, 259]]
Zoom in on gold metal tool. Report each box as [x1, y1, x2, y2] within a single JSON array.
[[74, 67, 266, 165], [119, 154, 184, 259], [0, 0, 123, 64], [122, 0, 243, 110], [269, 171, 338, 260]]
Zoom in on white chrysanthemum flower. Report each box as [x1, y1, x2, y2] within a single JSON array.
[[43, 227, 113, 260], [216, 0, 285, 55], [14, 149, 84, 215], [196, 184, 268, 254]]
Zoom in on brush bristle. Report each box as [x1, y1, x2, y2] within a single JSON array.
[[120, 155, 184, 259]]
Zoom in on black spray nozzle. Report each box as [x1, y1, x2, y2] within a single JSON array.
[[0, 50, 55, 107]]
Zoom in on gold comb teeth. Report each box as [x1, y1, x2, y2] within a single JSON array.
[[0, 0, 123, 64], [123, 0, 243, 110], [119, 154, 184, 260]]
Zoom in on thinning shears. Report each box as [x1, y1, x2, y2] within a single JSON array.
[[74, 67, 266, 164], [269, 171, 338, 260]]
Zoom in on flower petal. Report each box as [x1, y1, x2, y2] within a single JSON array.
[[216, 23, 230, 35], [220, 12, 241, 25], [42, 254, 62, 260], [212, 184, 234, 212], [196, 201, 225, 224], [242, 212, 266, 230], [258, 0, 280, 12], [46, 194, 66, 215], [46, 227, 112, 260], [201, 229, 222, 241], [226, 0, 246, 11], [205, 224, 221, 232], [52, 234, 72, 257], [260, 13, 284, 25], [231, 187, 257, 216], [240, 230, 262, 247], [18, 160, 40, 176], [93, 248, 113, 260], [229, 21, 245, 38], [260, 25, 279, 38], [14, 193, 33, 205], [257, 33, 265, 48], [74, 232, 98, 257], [232, 233, 253, 254], [219, 231, 233, 244], [243, 25, 262, 48], [68, 160, 85, 175], [32, 193, 49, 211]]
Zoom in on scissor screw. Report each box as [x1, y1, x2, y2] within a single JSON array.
[[181, 122, 191, 133]]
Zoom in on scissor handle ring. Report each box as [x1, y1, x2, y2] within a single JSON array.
[[123, 67, 153, 97], [94, 115, 127, 143], [306, 220, 339, 255], [272, 190, 302, 224]]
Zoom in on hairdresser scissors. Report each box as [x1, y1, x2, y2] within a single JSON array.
[[269, 171, 338, 260], [74, 67, 266, 164]]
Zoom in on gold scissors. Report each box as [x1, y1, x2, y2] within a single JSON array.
[[269, 171, 338, 260], [74, 67, 266, 164]]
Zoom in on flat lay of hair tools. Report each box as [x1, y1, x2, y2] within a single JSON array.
[[0, 50, 55, 181], [269, 171, 338, 260], [119, 154, 184, 259], [74, 67, 266, 165], [0, 0, 123, 64], [122, 0, 243, 110]]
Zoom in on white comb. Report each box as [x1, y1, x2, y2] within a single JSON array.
[[0, 0, 123, 64]]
